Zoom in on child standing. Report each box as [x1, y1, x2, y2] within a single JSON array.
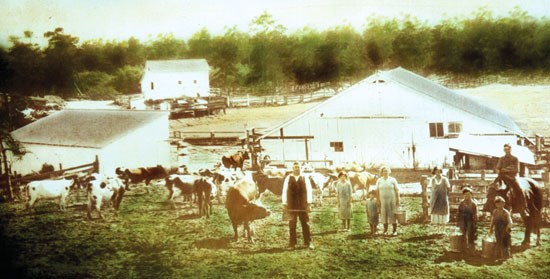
[[457, 187, 477, 252], [336, 172, 353, 231], [489, 196, 513, 259], [366, 190, 379, 235]]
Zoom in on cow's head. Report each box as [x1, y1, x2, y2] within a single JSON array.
[[245, 201, 271, 221]]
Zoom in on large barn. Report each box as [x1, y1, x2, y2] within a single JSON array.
[[9, 109, 171, 176], [258, 67, 534, 170], [141, 59, 210, 100]]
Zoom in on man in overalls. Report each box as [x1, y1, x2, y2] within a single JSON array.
[[282, 162, 314, 250]]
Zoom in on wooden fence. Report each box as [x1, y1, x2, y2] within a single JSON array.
[[226, 89, 338, 108], [1, 156, 99, 199]]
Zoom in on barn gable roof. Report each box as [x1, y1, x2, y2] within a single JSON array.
[[144, 59, 210, 73], [382, 67, 523, 135], [11, 110, 168, 148], [260, 67, 524, 138]]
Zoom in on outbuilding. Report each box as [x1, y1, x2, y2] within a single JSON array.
[[257, 67, 534, 170], [9, 109, 171, 176], [141, 59, 210, 100]]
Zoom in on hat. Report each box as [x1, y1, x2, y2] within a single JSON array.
[[494, 196, 506, 203], [462, 187, 473, 194]]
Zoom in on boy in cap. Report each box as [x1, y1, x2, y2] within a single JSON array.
[[489, 196, 513, 259], [457, 187, 477, 252]]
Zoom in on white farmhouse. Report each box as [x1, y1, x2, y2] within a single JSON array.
[[9, 109, 171, 176], [141, 59, 210, 100], [258, 67, 534, 170]]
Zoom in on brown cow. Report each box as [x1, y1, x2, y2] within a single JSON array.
[[221, 151, 250, 170], [116, 165, 167, 192], [225, 174, 271, 242]]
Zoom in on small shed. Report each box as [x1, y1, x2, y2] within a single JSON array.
[[9, 109, 171, 176], [141, 59, 210, 100]]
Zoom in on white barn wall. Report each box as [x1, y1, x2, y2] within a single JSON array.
[[260, 79, 521, 169], [99, 116, 171, 175], [9, 144, 98, 175], [142, 72, 209, 100]]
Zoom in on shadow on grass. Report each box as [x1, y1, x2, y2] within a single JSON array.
[[178, 212, 201, 220], [240, 247, 289, 254], [435, 243, 530, 266], [347, 233, 368, 240], [403, 234, 445, 242], [312, 229, 338, 236], [194, 236, 233, 249]]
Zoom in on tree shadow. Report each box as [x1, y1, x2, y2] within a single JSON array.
[[346, 233, 368, 240]]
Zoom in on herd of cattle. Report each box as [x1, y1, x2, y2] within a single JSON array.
[[21, 152, 378, 242]]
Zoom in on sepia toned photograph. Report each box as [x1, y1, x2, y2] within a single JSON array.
[[1, 0, 549, 278]]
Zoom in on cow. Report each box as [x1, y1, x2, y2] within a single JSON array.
[[116, 165, 168, 192], [304, 172, 331, 204], [195, 177, 217, 218], [164, 174, 217, 217], [221, 151, 250, 170], [225, 173, 271, 243], [252, 172, 286, 196], [211, 169, 242, 203], [164, 174, 198, 209], [86, 174, 125, 219], [26, 177, 79, 212], [347, 171, 378, 200], [483, 177, 543, 246]]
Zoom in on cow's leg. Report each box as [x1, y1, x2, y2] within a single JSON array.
[[521, 213, 531, 246], [27, 195, 37, 212], [87, 197, 94, 220], [231, 222, 239, 242], [96, 199, 104, 219]]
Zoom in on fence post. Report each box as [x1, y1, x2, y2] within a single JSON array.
[[93, 155, 99, 173], [246, 94, 250, 107], [284, 96, 288, 105], [421, 175, 429, 221]]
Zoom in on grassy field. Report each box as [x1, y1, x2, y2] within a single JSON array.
[[1, 180, 549, 279]]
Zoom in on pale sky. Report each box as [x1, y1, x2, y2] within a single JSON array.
[[1, 0, 549, 46]]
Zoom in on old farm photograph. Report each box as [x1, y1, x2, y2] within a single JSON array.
[[1, 0, 549, 278]]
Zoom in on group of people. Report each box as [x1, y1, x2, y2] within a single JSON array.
[[281, 143, 518, 259]]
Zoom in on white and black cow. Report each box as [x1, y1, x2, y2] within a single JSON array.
[[86, 173, 126, 220], [26, 177, 79, 212]]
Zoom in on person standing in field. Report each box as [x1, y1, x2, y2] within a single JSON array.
[[336, 172, 353, 231], [282, 162, 314, 250], [457, 187, 477, 252], [366, 189, 379, 236], [376, 166, 400, 236], [430, 166, 450, 234], [489, 196, 513, 259]]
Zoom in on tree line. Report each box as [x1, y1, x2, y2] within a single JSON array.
[[0, 9, 549, 100]]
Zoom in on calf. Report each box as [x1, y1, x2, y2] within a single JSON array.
[[195, 177, 217, 218], [165, 174, 197, 209], [86, 174, 125, 219], [252, 172, 286, 196], [304, 172, 331, 204], [225, 175, 271, 243], [26, 178, 78, 212]]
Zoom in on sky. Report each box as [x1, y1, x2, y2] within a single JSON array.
[[1, 0, 549, 46]]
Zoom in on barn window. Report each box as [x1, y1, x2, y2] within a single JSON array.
[[178, 80, 182, 85], [150, 82, 154, 90], [330, 141, 344, 152], [448, 122, 463, 134], [429, 122, 444, 138]]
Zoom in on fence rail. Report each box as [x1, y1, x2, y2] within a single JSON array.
[[225, 89, 338, 108]]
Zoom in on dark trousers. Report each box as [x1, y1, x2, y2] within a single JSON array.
[[289, 211, 311, 246]]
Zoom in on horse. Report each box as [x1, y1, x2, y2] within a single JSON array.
[[221, 151, 250, 170], [483, 177, 543, 246]]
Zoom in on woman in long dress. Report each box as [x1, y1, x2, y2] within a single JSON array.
[[336, 172, 353, 231], [376, 166, 400, 235], [430, 167, 450, 234]]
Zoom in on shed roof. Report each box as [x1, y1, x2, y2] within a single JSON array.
[[382, 67, 523, 135], [11, 109, 168, 148], [144, 59, 210, 73]]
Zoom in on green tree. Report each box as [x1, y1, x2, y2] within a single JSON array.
[[6, 34, 43, 95], [43, 27, 80, 97], [146, 33, 187, 60]]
